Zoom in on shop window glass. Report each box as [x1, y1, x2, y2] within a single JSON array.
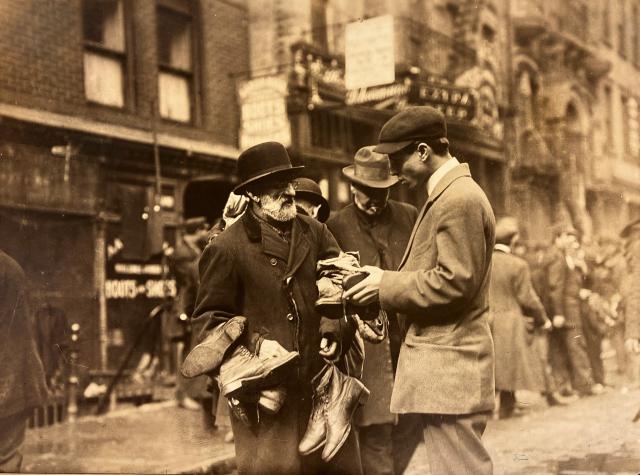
[[157, 5, 194, 123], [83, 0, 126, 107]]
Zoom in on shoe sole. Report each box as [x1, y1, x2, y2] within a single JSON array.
[[223, 352, 300, 396], [181, 320, 245, 378]]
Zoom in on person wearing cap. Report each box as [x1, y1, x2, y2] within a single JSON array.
[[191, 142, 361, 474], [343, 106, 495, 474], [489, 217, 552, 419], [294, 177, 331, 223], [545, 224, 601, 397], [326, 146, 420, 475]]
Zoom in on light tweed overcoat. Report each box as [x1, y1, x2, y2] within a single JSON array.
[[379, 164, 496, 415]]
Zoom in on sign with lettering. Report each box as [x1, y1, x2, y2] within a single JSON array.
[[106, 260, 176, 300], [410, 82, 477, 121], [238, 75, 291, 150], [345, 15, 395, 90]]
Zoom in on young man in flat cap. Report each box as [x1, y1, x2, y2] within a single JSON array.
[[344, 106, 495, 474], [327, 146, 421, 475], [192, 142, 361, 475]]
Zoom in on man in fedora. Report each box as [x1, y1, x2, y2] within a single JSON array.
[[192, 142, 361, 474], [327, 146, 420, 475], [344, 106, 495, 474]]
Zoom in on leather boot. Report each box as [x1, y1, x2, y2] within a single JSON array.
[[322, 365, 369, 462], [298, 365, 333, 455], [182, 316, 247, 378], [218, 344, 299, 397]]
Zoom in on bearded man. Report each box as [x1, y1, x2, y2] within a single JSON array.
[[192, 142, 361, 475]]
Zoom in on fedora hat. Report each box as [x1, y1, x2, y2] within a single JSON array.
[[342, 146, 399, 189], [233, 142, 304, 194], [374, 106, 449, 155], [295, 178, 330, 223]]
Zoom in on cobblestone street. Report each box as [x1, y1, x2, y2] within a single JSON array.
[[405, 387, 640, 475]]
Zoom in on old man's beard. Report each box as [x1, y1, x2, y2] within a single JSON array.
[[260, 194, 297, 222]]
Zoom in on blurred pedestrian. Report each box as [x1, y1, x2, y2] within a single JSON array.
[[192, 142, 361, 474], [344, 107, 495, 475], [0, 249, 49, 472], [621, 219, 640, 385], [489, 218, 552, 419], [546, 224, 601, 397], [327, 146, 421, 475]]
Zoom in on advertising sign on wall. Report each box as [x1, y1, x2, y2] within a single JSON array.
[[345, 15, 395, 90], [238, 75, 291, 150]]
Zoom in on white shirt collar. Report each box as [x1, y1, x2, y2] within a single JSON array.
[[494, 244, 511, 254], [427, 157, 460, 196]]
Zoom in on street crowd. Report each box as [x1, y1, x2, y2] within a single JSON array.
[[2, 105, 640, 475]]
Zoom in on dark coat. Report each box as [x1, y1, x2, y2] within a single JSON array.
[[489, 249, 547, 392], [546, 246, 586, 328], [379, 164, 496, 415], [623, 238, 640, 340], [192, 210, 360, 474], [0, 250, 49, 419], [327, 200, 417, 426]]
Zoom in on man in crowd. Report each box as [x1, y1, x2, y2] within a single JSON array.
[[192, 142, 361, 474], [545, 225, 601, 397], [344, 106, 496, 474], [327, 146, 420, 475], [0, 249, 49, 472], [621, 220, 640, 372]]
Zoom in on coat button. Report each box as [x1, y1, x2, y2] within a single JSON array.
[[286, 313, 294, 321], [270, 258, 277, 266]]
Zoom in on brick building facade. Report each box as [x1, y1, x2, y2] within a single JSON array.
[[0, 0, 248, 376]]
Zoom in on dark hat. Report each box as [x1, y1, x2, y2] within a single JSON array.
[[342, 146, 399, 189], [620, 218, 640, 239], [375, 106, 449, 155], [295, 177, 330, 223], [233, 141, 304, 194], [495, 217, 519, 244]]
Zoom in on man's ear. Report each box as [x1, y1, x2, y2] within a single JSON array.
[[417, 142, 431, 163]]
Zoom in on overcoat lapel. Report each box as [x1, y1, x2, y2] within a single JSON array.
[[285, 217, 310, 279], [397, 164, 472, 269]]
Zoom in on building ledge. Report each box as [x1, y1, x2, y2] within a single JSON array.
[[0, 103, 239, 160]]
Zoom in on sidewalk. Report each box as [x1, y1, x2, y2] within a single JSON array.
[[22, 401, 236, 474]]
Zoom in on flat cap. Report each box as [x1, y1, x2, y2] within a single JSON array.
[[375, 106, 448, 154]]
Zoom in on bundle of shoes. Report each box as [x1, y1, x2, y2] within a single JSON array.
[[315, 252, 388, 343], [181, 316, 299, 426], [299, 363, 369, 462]]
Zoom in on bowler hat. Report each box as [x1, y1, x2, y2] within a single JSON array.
[[495, 217, 519, 244], [342, 146, 399, 189], [233, 142, 304, 194], [295, 178, 330, 223], [374, 106, 449, 155]]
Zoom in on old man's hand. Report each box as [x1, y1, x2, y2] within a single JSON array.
[[342, 265, 384, 306]]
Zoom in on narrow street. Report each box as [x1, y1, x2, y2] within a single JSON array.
[[405, 387, 640, 475]]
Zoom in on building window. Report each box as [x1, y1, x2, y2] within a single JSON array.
[[604, 85, 613, 147], [157, 1, 195, 123], [83, 0, 126, 107], [311, 0, 328, 51], [618, 0, 627, 58]]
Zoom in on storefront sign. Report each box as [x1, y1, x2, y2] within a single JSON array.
[[345, 15, 395, 90], [238, 75, 291, 150], [346, 82, 411, 106], [412, 83, 476, 121], [106, 260, 176, 300]]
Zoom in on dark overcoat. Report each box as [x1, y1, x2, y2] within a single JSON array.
[[489, 249, 547, 392], [546, 246, 585, 328], [379, 164, 496, 415], [327, 200, 417, 426], [0, 250, 49, 419], [193, 211, 361, 475]]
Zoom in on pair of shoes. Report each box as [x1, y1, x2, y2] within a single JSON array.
[[545, 392, 575, 406], [298, 365, 370, 462], [219, 344, 299, 397], [182, 316, 247, 378]]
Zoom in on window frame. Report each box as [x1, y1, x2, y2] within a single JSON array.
[[156, 0, 201, 125], [81, 0, 133, 110]]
